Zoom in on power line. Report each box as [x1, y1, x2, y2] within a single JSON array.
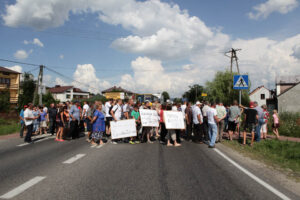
[[0, 58, 40, 67]]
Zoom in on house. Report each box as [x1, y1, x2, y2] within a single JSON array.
[[276, 75, 300, 96], [0, 66, 21, 104], [277, 82, 300, 113], [249, 86, 271, 107], [102, 86, 135, 100], [48, 85, 89, 102]]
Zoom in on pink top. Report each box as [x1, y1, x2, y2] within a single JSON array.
[[160, 110, 164, 123], [273, 114, 279, 124]]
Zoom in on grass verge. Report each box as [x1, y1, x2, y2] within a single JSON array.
[[0, 118, 20, 136], [223, 139, 300, 181]]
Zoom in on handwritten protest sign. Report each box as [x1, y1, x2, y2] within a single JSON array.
[[163, 111, 185, 129], [110, 119, 137, 139], [139, 109, 159, 127]]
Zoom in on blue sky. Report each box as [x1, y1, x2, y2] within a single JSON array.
[[0, 0, 300, 96]]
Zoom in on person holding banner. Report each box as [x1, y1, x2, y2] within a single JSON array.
[[91, 104, 105, 146], [110, 99, 123, 144], [130, 104, 141, 144], [166, 105, 181, 147], [141, 101, 153, 143]]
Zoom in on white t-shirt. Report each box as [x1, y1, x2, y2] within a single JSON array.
[[207, 107, 217, 124], [112, 104, 122, 120], [43, 107, 48, 113], [192, 105, 203, 124], [105, 102, 112, 117], [24, 108, 34, 126], [83, 104, 89, 117], [202, 105, 209, 117], [181, 104, 186, 117], [172, 106, 177, 111]]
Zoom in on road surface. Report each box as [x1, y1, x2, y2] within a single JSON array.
[[0, 134, 298, 200]]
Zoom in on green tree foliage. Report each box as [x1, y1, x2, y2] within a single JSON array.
[[80, 94, 107, 104], [41, 92, 59, 107], [0, 89, 10, 112], [162, 91, 170, 101], [18, 73, 35, 109], [182, 84, 206, 103], [205, 71, 250, 106]]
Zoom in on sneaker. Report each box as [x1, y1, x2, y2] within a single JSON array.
[[129, 141, 135, 144], [208, 145, 215, 148]]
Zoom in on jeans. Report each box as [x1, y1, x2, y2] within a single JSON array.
[[208, 123, 218, 147], [20, 123, 25, 137], [217, 120, 224, 142], [255, 119, 264, 142], [25, 124, 33, 142]]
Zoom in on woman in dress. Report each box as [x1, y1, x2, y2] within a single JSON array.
[[91, 104, 106, 146], [56, 106, 67, 141], [272, 110, 280, 139]]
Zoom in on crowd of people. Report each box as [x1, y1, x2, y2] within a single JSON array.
[[19, 98, 280, 147]]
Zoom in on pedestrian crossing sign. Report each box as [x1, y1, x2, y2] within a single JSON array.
[[233, 75, 248, 90]]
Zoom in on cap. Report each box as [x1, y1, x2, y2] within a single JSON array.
[[249, 101, 255, 108], [196, 101, 201, 105], [24, 105, 28, 108]]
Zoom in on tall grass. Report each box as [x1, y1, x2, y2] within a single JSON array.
[[0, 118, 20, 136]]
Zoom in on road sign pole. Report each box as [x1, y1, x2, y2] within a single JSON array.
[[238, 90, 241, 141]]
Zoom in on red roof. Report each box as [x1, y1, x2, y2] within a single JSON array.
[[48, 86, 73, 93], [102, 86, 134, 94], [0, 66, 21, 74]]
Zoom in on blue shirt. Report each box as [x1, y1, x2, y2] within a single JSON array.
[[40, 111, 47, 121], [93, 110, 105, 132], [20, 109, 24, 124], [70, 105, 80, 121]]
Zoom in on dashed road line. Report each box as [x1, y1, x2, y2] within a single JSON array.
[[214, 148, 291, 200], [62, 154, 86, 164], [0, 176, 46, 199], [16, 135, 55, 147]]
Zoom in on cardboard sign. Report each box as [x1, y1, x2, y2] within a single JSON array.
[[110, 119, 137, 139], [139, 109, 159, 127], [163, 111, 185, 129]]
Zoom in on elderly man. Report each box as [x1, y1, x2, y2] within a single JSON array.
[[216, 102, 227, 143], [69, 101, 81, 139], [192, 101, 204, 143], [24, 103, 38, 143]]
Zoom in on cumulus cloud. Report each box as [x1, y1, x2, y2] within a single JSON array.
[[5, 65, 22, 73], [13, 49, 32, 59], [72, 64, 111, 94], [24, 38, 44, 47], [248, 0, 298, 20], [292, 44, 300, 59]]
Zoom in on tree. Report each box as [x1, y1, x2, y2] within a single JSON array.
[[18, 73, 35, 110], [182, 84, 206, 103], [205, 71, 250, 106], [162, 91, 170, 101], [0, 89, 10, 112]]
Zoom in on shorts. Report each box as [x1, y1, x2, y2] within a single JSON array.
[[228, 121, 237, 131], [261, 123, 267, 133], [272, 123, 280, 128], [243, 123, 256, 133], [105, 117, 113, 127], [40, 121, 47, 128]]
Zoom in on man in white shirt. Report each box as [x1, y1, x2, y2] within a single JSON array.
[[216, 102, 227, 143], [202, 101, 210, 141], [207, 102, 219, 148], [24, 103, 37, 143], [192, 101, 204, 143], [105, 99, 113, 135]]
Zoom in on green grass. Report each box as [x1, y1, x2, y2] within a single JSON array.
[[0, 118, 20, 136], [223, 139, 300, 180]]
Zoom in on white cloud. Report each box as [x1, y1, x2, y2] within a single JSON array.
[[59, 54, 64, 59], [292, 44, 300, 59], [72, 64, 111, 94], [248, 0, 298, 20], [55, 77, 68, 85], [23, 38, 44, 47], [5, 65, 22, 73], [13, 49, 32, 59]]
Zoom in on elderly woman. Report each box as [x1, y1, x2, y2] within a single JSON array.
[[91, 103, 105, 146]]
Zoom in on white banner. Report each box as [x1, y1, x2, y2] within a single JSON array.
[[139, 109, 159, 127], [164, 111, 185, 129], [110, 119, 137, 139]]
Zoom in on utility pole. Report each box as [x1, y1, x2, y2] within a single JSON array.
[[33, 65, 44, 105], [225, 48, 242, 140]]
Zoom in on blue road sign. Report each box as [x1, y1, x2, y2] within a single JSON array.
[[233, 75, 248, 90]]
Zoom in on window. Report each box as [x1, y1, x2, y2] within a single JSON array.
[[261, 94, 265, 100], [66, 94, 71, 99], [0, 78, 10, 85]]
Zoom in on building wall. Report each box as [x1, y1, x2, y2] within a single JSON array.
[[278, 84, 300, 113], [53, 91, 89, 102], [249, 87, 270, 107], [0, 72, 20, 104]]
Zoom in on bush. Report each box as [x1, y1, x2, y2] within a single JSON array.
[[0, 90, 10, 112], [268, 112, 300, 138]]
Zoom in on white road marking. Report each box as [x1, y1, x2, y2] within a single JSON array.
[[214, 148, 291, 200], [62, 154, 86, 164], [0, 176, 46, 199], [17, 136, 55, 147], [96, 144, 105, 148]]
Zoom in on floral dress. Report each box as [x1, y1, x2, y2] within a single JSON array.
[[92, 110, 105, 141]]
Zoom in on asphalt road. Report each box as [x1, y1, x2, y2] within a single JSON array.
[[0, 134, 298, 200]]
